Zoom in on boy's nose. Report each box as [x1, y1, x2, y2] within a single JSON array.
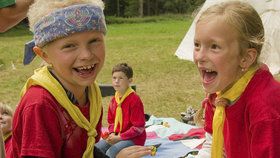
[[79, 48, 93, 59]]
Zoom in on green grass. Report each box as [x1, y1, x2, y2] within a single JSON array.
[[1, 18, 279, 123], [0, 18, 202, 121]]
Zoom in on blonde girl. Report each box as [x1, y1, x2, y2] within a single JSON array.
[[193, 1, 280, 158]]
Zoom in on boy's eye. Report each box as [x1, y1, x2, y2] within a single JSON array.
[[89, 39, 98, 44], [62, 44, 76, 49]]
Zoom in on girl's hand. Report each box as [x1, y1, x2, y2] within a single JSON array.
[[116, 145, 152, 158]]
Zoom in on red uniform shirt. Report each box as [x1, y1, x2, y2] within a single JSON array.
[[12, 86, 102, 158], [108, 92, 146, 145], [204, 65, 280, 158], [5, 135, 12, 158]]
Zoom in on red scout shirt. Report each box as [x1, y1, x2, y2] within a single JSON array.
[[204, 65, 280, 158], [4, 135, 12, 158], [12, 86, 102, 158], [108, 92, 146, 145]]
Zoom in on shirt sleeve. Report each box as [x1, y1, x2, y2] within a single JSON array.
[[250, 118, 280, 158], [120, 97, 145, 140], [107, 98, 115, 133], [18, 100, 63, 157], [0, 0, 15, 8]]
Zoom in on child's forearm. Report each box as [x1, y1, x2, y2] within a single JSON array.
[[120, 126, 145, 140]]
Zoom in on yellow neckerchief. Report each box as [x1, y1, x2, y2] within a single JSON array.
[[114, 87, 134, 133], [211, 66, 258, 158], [3, 131, 12, 142], [20, 66, 102, 158]]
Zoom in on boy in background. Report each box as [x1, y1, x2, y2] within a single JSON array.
[[96, 63, 146, 158]]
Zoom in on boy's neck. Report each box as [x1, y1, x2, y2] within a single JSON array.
[[117, 88, 129, 97]]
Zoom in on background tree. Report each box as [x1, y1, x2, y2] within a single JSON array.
[[104, 0, 205, 17]]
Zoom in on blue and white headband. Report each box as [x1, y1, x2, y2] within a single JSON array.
[[23, 4, 107, 65]]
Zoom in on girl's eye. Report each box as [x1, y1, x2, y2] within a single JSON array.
[[2, 112, 8, 115], [194, 42, 200, 48], [194, 42, 200, 51], [211, 44, 219, 49]]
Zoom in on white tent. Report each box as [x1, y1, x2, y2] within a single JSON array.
[[175, 0, 280, 74]]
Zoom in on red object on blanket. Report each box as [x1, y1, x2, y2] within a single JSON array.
[[168, 128, 205, 141], [101, 132, 109, 139]]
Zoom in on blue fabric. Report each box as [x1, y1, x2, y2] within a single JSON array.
[[23, 40, 35, 65], [144, 138, 198, 158], [33, 4, 106, 47], [95, 139, 134, 158], [23, 3, 106, 65]]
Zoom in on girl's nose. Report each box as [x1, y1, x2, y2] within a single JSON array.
[[193, 48, 207, 64]]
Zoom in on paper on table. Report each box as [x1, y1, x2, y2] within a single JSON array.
[[180, 138, 206, 149]]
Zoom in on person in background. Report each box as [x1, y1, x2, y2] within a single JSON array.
[[193, 1, 280, 158], [95, 63, 146, 158], [0, 103, 13, 157], [0, 125, 6, 157], [0, 0, 34, 33], [12, 0, 106, 157]]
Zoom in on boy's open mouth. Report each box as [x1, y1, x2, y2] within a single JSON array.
[[74, 64, 96, 75]]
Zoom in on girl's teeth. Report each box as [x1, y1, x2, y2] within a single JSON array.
[[206, 70, 211, 72]]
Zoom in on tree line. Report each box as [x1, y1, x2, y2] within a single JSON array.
[[103, 0, 206, 17]]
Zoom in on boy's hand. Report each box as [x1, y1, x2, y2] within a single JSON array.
[[106, 133, 121, 145]]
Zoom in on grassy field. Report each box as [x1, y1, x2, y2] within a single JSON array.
[[0, 18, 203, 121], [1, 17, 279, 122]]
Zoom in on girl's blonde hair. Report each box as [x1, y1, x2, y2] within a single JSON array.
[[194, 1, 264, 127], [0, 102, 13, 116], [28, 0, 104, 32], [197, 1, 264, 63]]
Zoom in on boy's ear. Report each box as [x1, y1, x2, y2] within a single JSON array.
[[240, 48, 257, 70], [129, 78, 133, 83], [33, 46, 51, 64]]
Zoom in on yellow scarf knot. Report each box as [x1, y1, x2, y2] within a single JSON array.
[[20, 66, 102, 158], [88, 129, 97, 137], [215, 98, 230, 107], [211, 66, 258, 158], [3, 132, 12, 142]]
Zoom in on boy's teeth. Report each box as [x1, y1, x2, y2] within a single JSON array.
[[78, 65, 94, 70], [205, 69, 213, 72]]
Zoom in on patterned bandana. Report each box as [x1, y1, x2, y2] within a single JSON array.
[[24, 4, 107, 65]]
